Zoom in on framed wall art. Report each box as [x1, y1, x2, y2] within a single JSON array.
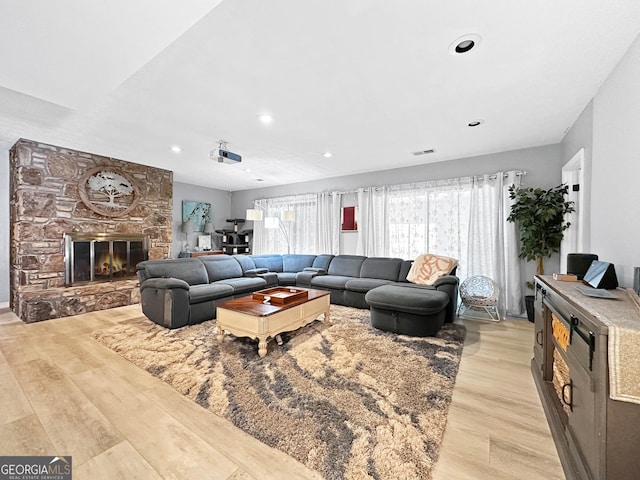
[[182, 200, 212, 232], [341, 206, 358, 231]]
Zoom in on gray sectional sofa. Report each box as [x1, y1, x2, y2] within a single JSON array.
[[136, 253, 458, 332]]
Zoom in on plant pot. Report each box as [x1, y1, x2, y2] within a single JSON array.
[[525, 295, 535, 323]]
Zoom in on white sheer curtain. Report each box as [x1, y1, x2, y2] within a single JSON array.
[[317, 192, 340, 255], [467, 171, 522, 315], [386, 178, 471, 281], [250, 170, 523, 316], [356, 187, 388, 256], [252, 194, 318, 254]]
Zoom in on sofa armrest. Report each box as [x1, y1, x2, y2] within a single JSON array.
[[244, 268, 269, 277], [296, 270, 325, 287], [432, 275, 459, 288], [303, 267, 326, 274], [257, 271, 278, 287], [139, 277, 191, 329], [140, 277, 190, 292], [433, 275, 459, 323]]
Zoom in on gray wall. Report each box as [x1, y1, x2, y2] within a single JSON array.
[[590, 34, 640, 287], [561, 101, 593, 252], [0, 150, 9, 306], [231, 144, 563, 217], [231, 144, 565, 291], [172, 182, 232, 256]]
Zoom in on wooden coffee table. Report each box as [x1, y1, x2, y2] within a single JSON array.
[[215, 287, 331, 357]]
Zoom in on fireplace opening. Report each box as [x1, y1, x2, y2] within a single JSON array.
[[64, 233, 148, 285]]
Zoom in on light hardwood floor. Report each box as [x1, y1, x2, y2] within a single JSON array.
[[0, 305, 565, 479]]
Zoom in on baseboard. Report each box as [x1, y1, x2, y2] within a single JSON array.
[[0, 302, 9, 309]]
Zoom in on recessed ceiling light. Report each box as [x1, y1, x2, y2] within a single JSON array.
[[449, 34, 482, 55], [258, 113, 273, 124], [468, 119, 484, 127], [245, 168, 252, 173], [323, 152, 333, 158], [170, 145, 182, 153]]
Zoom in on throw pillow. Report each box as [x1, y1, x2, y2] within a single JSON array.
[[406, 253, 458, 286]]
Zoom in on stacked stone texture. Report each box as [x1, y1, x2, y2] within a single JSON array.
[[9, 139, 173, 322]]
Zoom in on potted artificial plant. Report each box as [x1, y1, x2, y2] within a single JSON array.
[[507, 184, 574, 321]]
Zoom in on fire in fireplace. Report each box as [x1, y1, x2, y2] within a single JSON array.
[[64, 233, 149, 285]]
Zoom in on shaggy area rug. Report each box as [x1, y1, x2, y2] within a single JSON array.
[[93, 305, 465, 480]]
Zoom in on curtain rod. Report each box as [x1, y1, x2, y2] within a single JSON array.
[[336, 170, 527, 195], [472, 170, 527, 182], [255, 170, 528, 201]]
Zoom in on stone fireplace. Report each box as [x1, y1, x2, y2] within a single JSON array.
[[9, 139, 173, 323]]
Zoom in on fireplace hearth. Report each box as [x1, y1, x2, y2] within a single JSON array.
[[64, 233, 149, 285]]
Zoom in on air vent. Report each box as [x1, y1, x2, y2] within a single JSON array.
[[412, 149, 436, 156]]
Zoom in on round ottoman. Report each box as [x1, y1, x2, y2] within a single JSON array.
[[365, 285, 450, 336]]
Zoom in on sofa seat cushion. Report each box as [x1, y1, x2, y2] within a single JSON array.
[[189, 283, 235, 303], [212, 277, 267, 294], [311, 275, 352, 290], [345, 278, 395, 293], [365, 284, 449, 315]]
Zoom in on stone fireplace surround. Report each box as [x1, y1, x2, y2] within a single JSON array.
[[9, 139, 173, 323]]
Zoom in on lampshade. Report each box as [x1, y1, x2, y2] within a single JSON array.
[[281, 210, 295, 222], [203, 223, 214, 233], [182, 221, 194, 233], [246, 208, 263, 221]]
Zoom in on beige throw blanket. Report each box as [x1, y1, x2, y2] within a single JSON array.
[[608, 289, 640, 404], [406, 253, 458, 285]]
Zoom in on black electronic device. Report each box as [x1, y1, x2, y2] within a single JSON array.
[[567, 253, 599, 280], [582, 260, 618, 289]]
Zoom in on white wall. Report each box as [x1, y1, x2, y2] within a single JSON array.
[[590, 34, 640, 287], [0, 150, 9, 305], [172, 182, 231, 256]]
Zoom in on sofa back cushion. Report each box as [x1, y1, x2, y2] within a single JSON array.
[[398, 260, 413, 283], [232, 254, 257, 273], [137, 258, 209, 286], [250, 254, 284, 272], [327, 255, 366, 277], [199, 255, 244, 281], [312, 254, 334, 271], [360, 257, 403, 281], [282, 254, 316, 272]]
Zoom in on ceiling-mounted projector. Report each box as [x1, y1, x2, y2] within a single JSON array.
[[209, 148, 241, 164]]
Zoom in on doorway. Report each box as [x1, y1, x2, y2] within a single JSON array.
[[560, 148, 585, 273]]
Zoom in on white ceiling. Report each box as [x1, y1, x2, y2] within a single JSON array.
[[1, 0, 640, 191]]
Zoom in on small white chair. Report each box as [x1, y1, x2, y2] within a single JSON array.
[[458, 275, 501, 322]]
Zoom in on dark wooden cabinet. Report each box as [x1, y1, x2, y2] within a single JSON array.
[[533, 276, 640, 480]]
